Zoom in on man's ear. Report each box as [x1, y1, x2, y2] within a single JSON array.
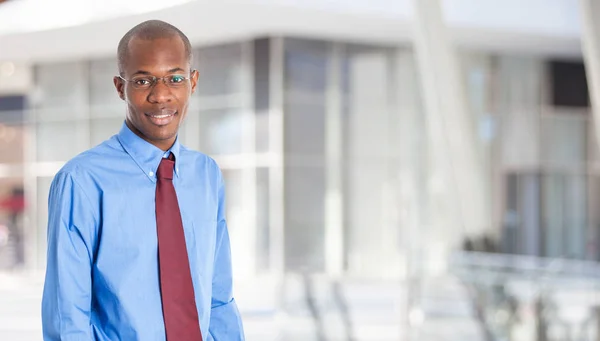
[[113, 76, 125, 100], [190, 69, 199, 94]]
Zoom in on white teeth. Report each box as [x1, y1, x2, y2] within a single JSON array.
[[152, 114, 171, 118]]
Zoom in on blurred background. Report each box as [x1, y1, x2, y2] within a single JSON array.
[[1, 0, 600, 340]]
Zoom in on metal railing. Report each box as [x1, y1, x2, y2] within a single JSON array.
[[451, 251, 600, 341]]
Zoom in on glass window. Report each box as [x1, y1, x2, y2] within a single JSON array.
[[284, 165, 325, 272], [564, 175, 587, 259], [256, 167, 270, 272], [198, 108, 248, 155], [541, 114, 587, 168], [254, 38, 270, 153], [222, 169, 244, 230], [282, 39, 330, 273], [90, 117, 122, 147], [0, 124, 24, 164], [543, 174, 566, 258], [501, 109, 541, 168], [36, 121, 89, 162], [588, 118, 600, 167], [587, 175, 600, 261], [35, 62, 89, 120], [0, 178, 25, 270], [497, 56, 543, 108], [539, 174, 587, 259], [195, 44, 243, 96], [343, 46, 401, 276], [284, 38, 328, 96], [284, 102, 325, 156], [498, 57, 544, 168], [89, 58, 122, 118], [36, 176, 53, 269], [505, 173, 542, 256], [221, 168, 255, 275], [255, 112, 269, 153], [0, 95, 26, 126]]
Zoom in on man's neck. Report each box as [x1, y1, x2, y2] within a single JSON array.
[[125, 119, 176, 151]]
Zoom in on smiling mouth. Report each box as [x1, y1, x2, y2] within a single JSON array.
[[145, 109, 177, 126], [148, 113, 173, 118]]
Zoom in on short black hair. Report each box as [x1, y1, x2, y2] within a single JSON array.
[[117, 20, 193, 75]]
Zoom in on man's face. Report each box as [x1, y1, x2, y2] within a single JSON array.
[[113, 36, 198, 150]]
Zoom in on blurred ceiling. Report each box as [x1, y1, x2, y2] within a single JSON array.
[[0, 0, 583, 62]]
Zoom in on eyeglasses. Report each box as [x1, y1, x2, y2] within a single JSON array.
[[118, 70, 196, 90]]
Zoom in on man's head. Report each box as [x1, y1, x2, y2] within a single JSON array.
[[114, 20, 198, 151]]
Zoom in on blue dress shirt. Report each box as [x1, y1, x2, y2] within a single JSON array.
[[42, 122, 245, 341]]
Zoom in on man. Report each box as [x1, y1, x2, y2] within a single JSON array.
[[41, 20, 245, 340]]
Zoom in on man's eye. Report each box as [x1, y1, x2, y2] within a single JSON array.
[[134, 79, 151, 86], [170, 75, 185, 83]]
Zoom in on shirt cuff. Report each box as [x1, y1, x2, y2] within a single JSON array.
[[208, 298, 245, 341]]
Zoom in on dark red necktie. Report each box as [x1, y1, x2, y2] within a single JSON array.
[[156, 156, 203, 341]]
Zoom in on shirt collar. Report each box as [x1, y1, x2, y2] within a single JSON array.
[[116, 121, 181, 182]]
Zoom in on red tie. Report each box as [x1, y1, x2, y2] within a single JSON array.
[[156, 156, 203, 341]]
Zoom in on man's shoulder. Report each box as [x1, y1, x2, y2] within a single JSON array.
[[180, 146, 222, 175], [57, 136, 124, 178]]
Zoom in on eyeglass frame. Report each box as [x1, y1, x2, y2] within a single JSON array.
[[117, 69, 198, 90]]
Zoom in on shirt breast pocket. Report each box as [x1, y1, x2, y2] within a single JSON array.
[[182, 214, 218, 271]]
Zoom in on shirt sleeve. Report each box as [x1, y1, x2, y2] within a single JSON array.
[[42, 170, 98, 341], [209, 174, 245, 341]]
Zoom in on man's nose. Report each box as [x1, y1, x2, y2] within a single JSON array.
[[147, 78, 173, 103]]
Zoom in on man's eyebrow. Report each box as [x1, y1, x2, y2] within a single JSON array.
[[131, 68, 185, 75]]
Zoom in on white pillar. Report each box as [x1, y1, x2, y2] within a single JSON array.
[[395, 49, 427, 341], [412, 0, 490, 253], [579, 0, 600, 153], [268, 37, 286, 310], [324, 43, 344, 277]]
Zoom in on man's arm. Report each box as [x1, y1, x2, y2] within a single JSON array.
[[209, 175, 245, 340], [42, 171, 98, 341]]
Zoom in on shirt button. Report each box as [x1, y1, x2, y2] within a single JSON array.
[[149, 171, 154, 177]]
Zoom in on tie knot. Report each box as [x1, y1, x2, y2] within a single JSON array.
[[157, 157, 174, 180]]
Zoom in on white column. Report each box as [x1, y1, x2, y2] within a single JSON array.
[[230, 41, 257, 278], [395, 49, 426, 340], [324, 43, 344, 277], [412, 0, 490, 255], [579, 0, 600, 153], [346, 50, 398, 278], [268, 37, 286, 279]]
